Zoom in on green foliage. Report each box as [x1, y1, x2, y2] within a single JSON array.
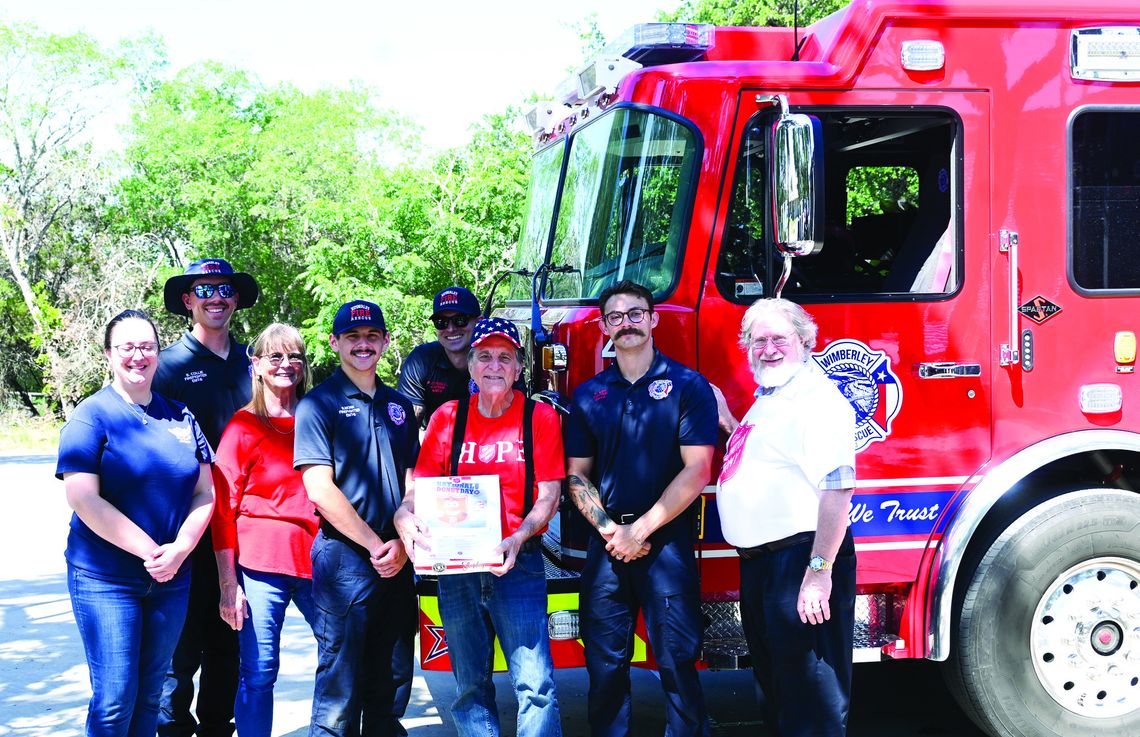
[[661, 0, 849, 26]]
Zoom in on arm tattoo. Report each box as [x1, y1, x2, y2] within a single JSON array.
[[568, 473, 612, 532]]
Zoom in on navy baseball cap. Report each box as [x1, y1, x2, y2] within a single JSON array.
[[431, 286, 480, 318], [163, 258, 259, 317], [332, 300, 387, 335], [470, 317, 522, 349]]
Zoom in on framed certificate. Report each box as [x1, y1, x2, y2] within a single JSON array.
[[412, 475, 504, 575]]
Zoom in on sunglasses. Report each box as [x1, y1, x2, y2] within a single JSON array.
[[432, 315, 472, 330], [192, 283, 236, 299]]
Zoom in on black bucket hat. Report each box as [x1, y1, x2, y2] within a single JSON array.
[[163, 258, 260, 317]]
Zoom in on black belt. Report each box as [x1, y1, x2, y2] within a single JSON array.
[[736, 531, 815, 560], [609, 512, 642, 525]]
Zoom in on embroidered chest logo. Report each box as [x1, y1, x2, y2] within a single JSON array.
[[593, 388, 608, 402], [184, 370, 207, 384], [648, 379, 673, 400], [168, 426, 194, 445], [338, 405, 360, 418], [387, 402, 406, 426], [426, 380, 448, 394], [811, 339, 902, 453]]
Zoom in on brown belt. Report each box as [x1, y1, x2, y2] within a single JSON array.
[[736, 531, 814, 560]]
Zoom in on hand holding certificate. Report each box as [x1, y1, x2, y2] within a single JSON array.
[[411, 475, 504, 574]]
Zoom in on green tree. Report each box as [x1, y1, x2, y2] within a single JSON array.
[[0, 23, 159, 413], [661, 0, 848, 26]]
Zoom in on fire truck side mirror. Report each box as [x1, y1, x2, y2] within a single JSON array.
[[770, 112, 824, 258]]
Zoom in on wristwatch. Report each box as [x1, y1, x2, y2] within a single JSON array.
[[807, 555, 832, 572]]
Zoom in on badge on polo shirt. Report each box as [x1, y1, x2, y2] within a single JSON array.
[[648, 379, 673, 400], [388, 402, 406, 426]]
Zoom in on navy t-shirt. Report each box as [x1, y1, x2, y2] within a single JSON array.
[[397, 341, 473, 428], [565, 350, 718, 543], [154, 331, 252, 449], [56, 386, 213, 580], [294, 368, 420, 543]]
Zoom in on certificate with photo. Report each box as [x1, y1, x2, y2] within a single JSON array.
[[412, 475, 504, 575]]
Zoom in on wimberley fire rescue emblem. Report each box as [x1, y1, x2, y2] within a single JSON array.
[[812, 339, 902, 452]]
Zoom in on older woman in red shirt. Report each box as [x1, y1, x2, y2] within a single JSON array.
[[211, 323, 318, 737]]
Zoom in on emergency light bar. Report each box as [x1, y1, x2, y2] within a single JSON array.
[[606, 23, 714, 65], [1071, 27, 1140, 81]]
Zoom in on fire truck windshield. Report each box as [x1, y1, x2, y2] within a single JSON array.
[[511, 107, 699, 303]]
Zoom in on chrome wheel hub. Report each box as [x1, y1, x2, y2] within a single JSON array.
[[1030, 557, 1140, 719]]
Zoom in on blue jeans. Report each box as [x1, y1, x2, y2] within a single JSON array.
[[437, 545, 561, 737], [68, 564, 191, 737], [309, 532, 416, 737], [234, 567, 319, 737]]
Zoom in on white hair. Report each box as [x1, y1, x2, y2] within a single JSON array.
[[738, 298, 818, 353]]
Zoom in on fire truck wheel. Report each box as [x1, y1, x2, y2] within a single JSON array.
[[945, 489, 1140, 737]]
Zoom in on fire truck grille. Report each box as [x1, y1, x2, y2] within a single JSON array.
[[700, 594, 899, 669]]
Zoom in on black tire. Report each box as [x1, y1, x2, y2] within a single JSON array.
[[944, 489, 1140, 737]]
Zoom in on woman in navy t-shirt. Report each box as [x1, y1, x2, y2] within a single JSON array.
[[56, 309, 214, 737]]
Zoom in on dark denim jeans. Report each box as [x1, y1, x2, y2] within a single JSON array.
[[235, 567, 319, 737], [739, 530, 857, 737], [437, 545, 561, 737], [68, 563, 190, 737], [309, 532, 416, 737]]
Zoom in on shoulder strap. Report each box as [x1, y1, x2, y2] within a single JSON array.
[[523, 398, 535, 516], [449, 395, 469, 476]]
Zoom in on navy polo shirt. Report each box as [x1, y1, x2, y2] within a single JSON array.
[[294, 367, 420, 541], [397, 341, 472, 428], [565, 350, 718, 541], [154, 331, 252, 449]]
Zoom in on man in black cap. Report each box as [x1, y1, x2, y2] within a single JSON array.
[[155, 257, 259, 737], [397, 286, 481, 427], [294, 300, 419, 737]]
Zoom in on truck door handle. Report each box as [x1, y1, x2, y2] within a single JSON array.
[[918, 362, 981, 379]]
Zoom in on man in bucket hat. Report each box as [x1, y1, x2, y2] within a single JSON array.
[[155, 257, 259, 737], [294, 300, 419, 737], [397, 286, 482, 428]]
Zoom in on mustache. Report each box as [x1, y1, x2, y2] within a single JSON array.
[[617, 328, 644, 339]]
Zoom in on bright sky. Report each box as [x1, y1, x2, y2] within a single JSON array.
[[1, 0, 680, 150]]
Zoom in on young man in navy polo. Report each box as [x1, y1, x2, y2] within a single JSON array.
[[294, 300, 419, 737], [156, 257, 260, 737], [397, 286, 480, 428], [565, 280, 718, 737]]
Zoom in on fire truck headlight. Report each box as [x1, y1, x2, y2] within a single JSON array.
[[900, 40, 945, 72], [547, 610, 579, 640], [1079, 384, 1123, 414]]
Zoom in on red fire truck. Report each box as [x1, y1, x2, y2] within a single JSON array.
[[416, 2, 1140, 735]]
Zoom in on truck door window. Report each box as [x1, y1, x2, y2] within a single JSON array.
[[1070, 109, 1140, 293], [716, 109, 960, 302], [544, 107, 699, 302]]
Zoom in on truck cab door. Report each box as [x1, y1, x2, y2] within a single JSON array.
[[698, 91, 991, 586]]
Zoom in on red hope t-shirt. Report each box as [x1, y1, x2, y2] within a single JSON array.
[[211, 410, 319, 579], [414, 391, 565, 537]]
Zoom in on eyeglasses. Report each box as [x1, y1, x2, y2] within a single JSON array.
[[112, 343, 159, 357], [750, 334, 795, 350], [192, 283, 236, 299], [432, 315, 472, 330], [260, 352, 305, 366], [601, 308, 650, 327]]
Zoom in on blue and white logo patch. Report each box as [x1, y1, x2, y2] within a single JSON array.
[[648, 379, 673, 400], [812, 339, 902, 453], [387, 402, 406, 426]]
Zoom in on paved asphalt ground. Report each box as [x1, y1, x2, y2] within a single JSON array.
[[0, 454, 986, 736]]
